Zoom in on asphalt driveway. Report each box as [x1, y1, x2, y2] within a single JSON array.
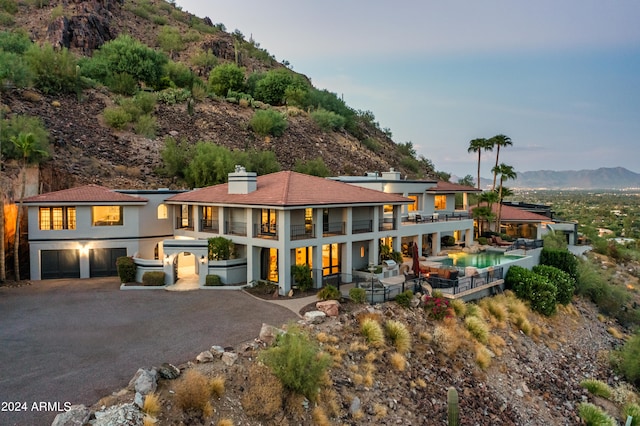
[[0, 278, 297, 426]]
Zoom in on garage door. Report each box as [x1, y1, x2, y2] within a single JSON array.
[[41, 250, 80, 279], [89, 248, 127, 277]]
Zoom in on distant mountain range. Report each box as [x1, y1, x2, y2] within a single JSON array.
[[472, 167, 640, 190]]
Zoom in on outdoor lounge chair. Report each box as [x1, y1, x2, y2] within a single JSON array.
[[492, 236, 512, 247]]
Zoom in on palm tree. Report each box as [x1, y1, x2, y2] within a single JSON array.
[[467, 138, 493, 191], [10, 132, 48, 281], [473, 191, 499, 235], [489, 134, 513, 191], [492, 163, 517, 231]]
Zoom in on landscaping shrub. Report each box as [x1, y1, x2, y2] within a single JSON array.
[[259, 325, 331, 400], [103, 106, 132, 130], [615, 331, 640, 387], [249, 109, 287, 137], [25, 44, 80, 94], [116, 256, 136, 283], [577, 402, 616, 426], [395, 290, 413, 309], [205, 274, 222, 286], [441, 235, 456, 247], [142, 271, 165, 286], [133, 114, 156, 138], [385, 320, 412, 353], [106, 72, 138, 95], [349, 287, 367, 304], [310, 108, 346, 131], [208, 236, 234, 260], [506, 266, 557, 316], [291, 264, 313, 292], [465, 316, 489, 344], [175, 369, 213, 417], [317, 284, 340, 301], [361, 137, 381, 152], [360, 318, 385, 347], [156, 87, 191, 104], [533, 264, 576, 305], [423, 295, 452, 320], [540, 247, 578, 279], [293, 157, 331, 177], [208, 62, 245, 96], [623, 403, 640, 426], [241, 363, 283, 419], [579, 379, 613, 399]]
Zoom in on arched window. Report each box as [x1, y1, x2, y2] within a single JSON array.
[[157, 204, 168, 219]]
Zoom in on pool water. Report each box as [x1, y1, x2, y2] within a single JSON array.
[[438, 252, 522, 269]]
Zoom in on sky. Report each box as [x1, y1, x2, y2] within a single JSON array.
[[176, 0, 640, 179]]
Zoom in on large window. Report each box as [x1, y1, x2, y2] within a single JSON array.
[[408, 195, 418, 212], [322, 243, 340, 276], [157, 204, 168, 219], [261, 209, 277, 234], [92, 206, 123, 226], [435, 195, 447, 210], [39, 207, 76, 230], [200, 206, 218, 232], [177, 205, 193, 229]]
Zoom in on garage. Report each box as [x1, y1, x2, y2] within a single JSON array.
[[89, 248, 127, 277], [41, 249, 80, 279]]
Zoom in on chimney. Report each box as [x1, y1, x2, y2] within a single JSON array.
[[228, 165, 257, 194], [381, 168, 401, 181]]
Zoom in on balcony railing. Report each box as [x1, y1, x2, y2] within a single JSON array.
[[378, 219, 396, 231], [254, 223, 278, 239], [323, 221, 345, 236], [405, 211, 471, 224], [426, 266, 504, 295], [175, 217, 193, 230], [352, 219, 373, 234], [200, 219, 219, 233], [291, 224, 315, 240], [225, 221, 247, 236]]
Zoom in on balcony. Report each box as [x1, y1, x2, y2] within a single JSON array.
[[200, 219, 219, 233], [225, 221, 247, 236], [378, 219, 396, 231], [175, 217, 193, 230], [254, 223, 278, 239], [352, 219, 373, 234], [291, 224, 315, 240], [323, 221, 345, 237]]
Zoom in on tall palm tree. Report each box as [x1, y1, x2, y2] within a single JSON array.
[[467, 138, 490, 190], [10, 132, 48, 281], [489, 134, 513, 191], [473, 191, 499, 235], [493, 163, 517, 231]]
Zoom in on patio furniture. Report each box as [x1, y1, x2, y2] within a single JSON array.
[[492, 236, 512, 247]]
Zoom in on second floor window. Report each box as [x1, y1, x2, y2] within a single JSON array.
[[39, 207, 76, 230], [408, 195, 418, 212], [435, 195, 447, 210], [92, 206, 123, 226]]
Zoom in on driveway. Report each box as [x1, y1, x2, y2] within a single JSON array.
[[0, 278, 297, 426]]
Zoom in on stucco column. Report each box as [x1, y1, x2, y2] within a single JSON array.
[[465, 228, 474, 247], [431, 232, 441, 256]]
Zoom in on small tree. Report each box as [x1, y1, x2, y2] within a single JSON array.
[[11, 132, 48, 280], [208, 237, 234, 260], [249, 109, 287, 137], [208, 62, 245, 96], [291, 264, 313, 292]]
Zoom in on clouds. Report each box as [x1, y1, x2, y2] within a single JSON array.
[[176, 0, 640, 176]]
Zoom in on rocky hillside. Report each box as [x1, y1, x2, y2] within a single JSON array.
[[2, 0, 430, 193]]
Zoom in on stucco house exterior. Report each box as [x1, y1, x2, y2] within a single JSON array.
[[23, 168, 481, 295]]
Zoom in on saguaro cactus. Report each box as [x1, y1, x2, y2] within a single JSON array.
[[447, 386, 459, 426]]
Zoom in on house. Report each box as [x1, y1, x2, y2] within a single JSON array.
[[24, 168, 481, 295], [473, 202, 554, 240], [24, 185, 183, 280]]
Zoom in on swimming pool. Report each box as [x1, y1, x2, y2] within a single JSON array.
[[438, 252, 523, 269]]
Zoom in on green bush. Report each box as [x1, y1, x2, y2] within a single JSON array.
[[205, 274, 222, 286], [317, 284, 341, 301], [361, 137, 381, 152], [0, 30, 32, 54], [577, 402, 616, 426], [116, 256, 136, 283], [623, 403, 640, 426], [259, 325, 331, 400], [579, 379, 613, 399], [208, 236, 234, 260], [533, 264, 576, 305], [165, 60, 193, 88], [157, 26, 184, 54], [106, 72, 138, 95], [0, 50, 31, 88], [0, 0, 18, 14], [208, 62, 245, 96], [133, 114, 156, 138], [291, 264, 313, 292], [156, 87, 191, 104], [249, 109, 287, 137], [505, 266, 557, 316], [142, 271, 165, 286], [133, 91, 157, 114], [310, 108, 346, 131], [349, 287, 367, 304], [103, 107, 132, 130], [25, 44, 80, 95], [615, 331, 640, 387], [441, 235, 456, 247], [293, 157, 330, 177], [395, 290, 413, 309], [540, 248, 578, 279], [252, 68, 301, 105]]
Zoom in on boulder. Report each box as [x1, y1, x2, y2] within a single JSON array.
[[222, 351, 238, 366], [316, 300, 340, 317], [259, 323, 284, 345], [210, 345, 225, 356], [127, 368, 157, 396], [93, 403, 144, 426], [304, 310, 326, 324], [196, 350, 214, 363], [157, 363, 180, 380], [51, 404, 90, 426]]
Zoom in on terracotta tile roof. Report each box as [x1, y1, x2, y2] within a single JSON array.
[[429, 181, 481, 192], [166, 171, 412, 207], [24, 184, 148, 204], [472, 202, 550, 222]]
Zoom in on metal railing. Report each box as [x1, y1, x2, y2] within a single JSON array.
[[175, 217, 193, 230], [323, 221, 345, 236], [254, 223, 278, 239], [225, 221, 247, 236], [427, 266, 504, 295], [200, 219, 219, 233], [291, 224, 315, 240], [352, 219, 373, 234], [378, 219, 396, 231]]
